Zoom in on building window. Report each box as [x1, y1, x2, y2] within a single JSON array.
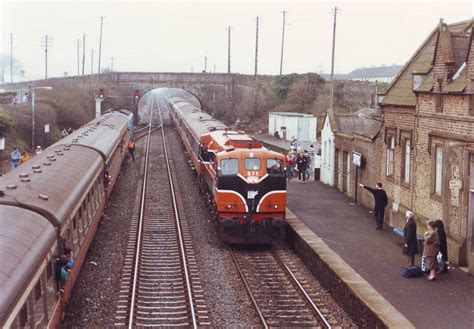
[[401, 137, 411, 183], [434, 146, 443, 195], [386, 134, 395, 176]]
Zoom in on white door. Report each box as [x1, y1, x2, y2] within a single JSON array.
[[297, 118, 310, 141], [468, 155, 474, 272]]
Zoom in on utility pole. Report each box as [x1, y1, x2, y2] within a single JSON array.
[[98, 16, 105, 78], [226, 26, 232, 73], [254, 16, 260, 76], [10, 33, 13, 83], [213, 64, 216, 73], [280, 11, 287, 75], [329, 7, 340, 109], [76, 39, 81, 76], [82, 34, 86, 76], [90, 49, 94, 74], [41, 35, 53, 79], [204, 56, 207, 72], [111, 56, 114, 71]]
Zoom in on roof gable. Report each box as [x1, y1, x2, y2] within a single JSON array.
[[381, 19, 472, 107]]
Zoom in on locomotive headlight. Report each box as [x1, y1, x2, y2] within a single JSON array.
[[274, 205, 278, 209], [226, 204, 232, 209]]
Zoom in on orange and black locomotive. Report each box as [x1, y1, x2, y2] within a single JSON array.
[[169, 97, 286, 243]]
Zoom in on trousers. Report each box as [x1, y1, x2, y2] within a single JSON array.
[[374, 207, 385, 228]]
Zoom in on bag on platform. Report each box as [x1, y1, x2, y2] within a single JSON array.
[[402, 266, 424, 278]]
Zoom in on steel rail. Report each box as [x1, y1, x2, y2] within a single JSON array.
[[271, 250, 332, 329], [127, 102, 154, 329], [228, 247, 269, 329], [158, 104, 198, 329]]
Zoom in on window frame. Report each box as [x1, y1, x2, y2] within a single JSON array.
[[219, 158, 239, 175], [386, 133, 395, 177], [433, 144, 443, 196], [266, 158, 285, 175], [400, 132, 412, 185], [244, 158, 261, 171]]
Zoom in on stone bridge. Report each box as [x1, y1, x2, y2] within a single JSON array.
[[3, 72, 274, 120]]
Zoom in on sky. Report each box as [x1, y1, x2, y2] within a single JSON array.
[[0, 0, 472, 81]]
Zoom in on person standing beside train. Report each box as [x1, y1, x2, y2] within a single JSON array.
[[127, 139, 136, 162], [10, 147, 21, 169]]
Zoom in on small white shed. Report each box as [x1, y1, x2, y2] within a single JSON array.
[[268, 112, 317, 142]]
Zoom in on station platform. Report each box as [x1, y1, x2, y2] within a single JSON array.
[[286, 179, 474, 328]]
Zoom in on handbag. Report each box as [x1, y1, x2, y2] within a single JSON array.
[[437, 252, 444, 271], [421, 256, 427, 272]]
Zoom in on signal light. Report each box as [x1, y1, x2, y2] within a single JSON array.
[[99, 89, 104, 98], [134, 90, 140, 100]]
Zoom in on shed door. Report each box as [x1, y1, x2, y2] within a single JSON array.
[[297, 118, 310, 141]]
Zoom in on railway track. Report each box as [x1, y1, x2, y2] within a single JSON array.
[[229, 246, 333, 328], [114, 110, 208, 327]]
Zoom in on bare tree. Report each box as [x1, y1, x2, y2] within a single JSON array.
[[0, 53, 25, 83]]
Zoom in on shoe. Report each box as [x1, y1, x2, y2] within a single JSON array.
[[426, 276, 436, 281], [375, 227, 381, 230]]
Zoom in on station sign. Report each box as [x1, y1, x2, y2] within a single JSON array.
[[0, 137, 4, 150], [352, 151, 362, 167]]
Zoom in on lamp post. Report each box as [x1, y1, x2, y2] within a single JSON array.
[[31, 86, 53, 149]]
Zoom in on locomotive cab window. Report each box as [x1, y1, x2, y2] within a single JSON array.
[[245, 158, 261, 171], [266, 159, 284, 175], [220, 158, 239, 175], [199, 145, 210, 162]]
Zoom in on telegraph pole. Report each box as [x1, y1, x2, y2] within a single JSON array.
[[10, 33, 13, 83], [204, 56, 207, 72], [82, 34, 86, 76], [280, 11, 287, 75], [90, 49, 94, 74], [111, 56, 114, 71], [77, 39, 81, 75], [41, 35, 53, 79], [226, 26, 232, 73], [254, 16, 260, 76], [329, 7, 340, 109], [98, 16, 105, 77]]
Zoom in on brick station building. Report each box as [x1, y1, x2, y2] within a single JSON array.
[[379, 19, 474, 273]]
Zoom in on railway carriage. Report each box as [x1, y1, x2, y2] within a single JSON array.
[[0, 110, 131, 328], [169, 97, 286, 243]]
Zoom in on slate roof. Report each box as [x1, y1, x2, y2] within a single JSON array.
[[346, 65, 402, 79], [321, 65, 402, 81], [381, 20, 472, 107], [325, 108, 382, 140]]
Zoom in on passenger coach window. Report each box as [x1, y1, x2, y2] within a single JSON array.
[[245, 158, 261, 171], [220, 158, 239, 175], [267, 159, 284, 174]]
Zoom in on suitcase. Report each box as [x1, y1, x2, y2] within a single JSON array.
[[401, 266, 424, 278]]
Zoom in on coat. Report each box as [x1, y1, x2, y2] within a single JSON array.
[[422, 230, 440, 257], [363, 186, 388, 210], [403, 218, 418, 256]]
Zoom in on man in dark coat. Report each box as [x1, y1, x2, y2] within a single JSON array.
[[403, 210, 418, 266], [359, 182, 388, 229]]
